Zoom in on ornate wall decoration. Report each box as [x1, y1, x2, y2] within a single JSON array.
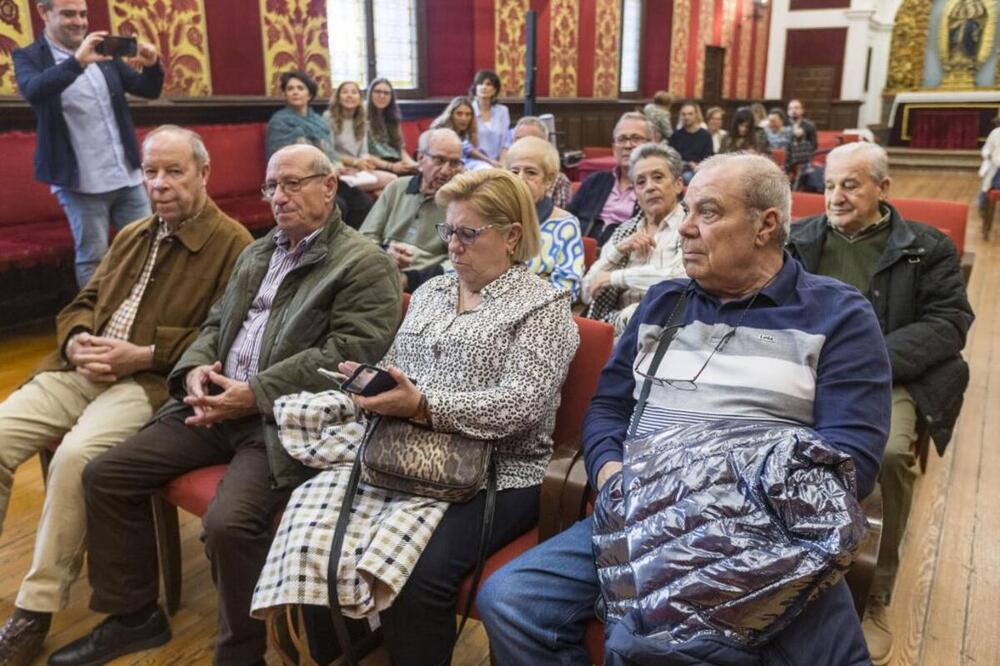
[[549, 0, 578, 97], [885, 0, 931, 91], [494, 0, 527, 96], [591, 0, 620, 97], [669, 0, 691, 95], [0, 0, 32, 96], [694, 0, 715, 97], [736, 0, 753, 97], [260, 0, 330, 98], [109, 0, 212, 96], [753, 4, 769, 96], [722, 0, 736, 95]]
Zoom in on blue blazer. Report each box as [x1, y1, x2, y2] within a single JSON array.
[[13, 34, 164, 189]]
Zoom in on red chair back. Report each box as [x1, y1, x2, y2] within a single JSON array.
[[553, 317, 615, 445], [771, 148, 786, 171], [791, 192, 825, 220], [582, 237, 598, 271], [892, 198, 967, 255]]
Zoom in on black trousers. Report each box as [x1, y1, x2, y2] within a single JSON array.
[[303, 484, 540, 666], [82, 409, 292, 665]]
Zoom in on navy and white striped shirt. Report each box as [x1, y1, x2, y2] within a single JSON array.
[[582, 253, 892, 499], [224, 227, 323, 382]]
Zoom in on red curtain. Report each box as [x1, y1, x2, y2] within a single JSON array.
[[910, 109, 980, 149]]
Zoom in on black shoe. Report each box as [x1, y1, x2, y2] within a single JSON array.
[[47, 608, 171, 666], [0, 614, 49, 666]]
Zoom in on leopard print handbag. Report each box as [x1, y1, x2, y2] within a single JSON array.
[[360, 416, 493, 503]]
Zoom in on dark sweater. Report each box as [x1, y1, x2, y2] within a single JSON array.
[[668, 127, 714, 165]]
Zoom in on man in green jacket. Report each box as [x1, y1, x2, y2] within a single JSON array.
[[0, 125, 252, 666], [49, 145, 402, 666]]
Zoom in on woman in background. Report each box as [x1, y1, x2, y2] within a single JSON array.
[[763, 108, 793, 152], [367, 78, 418, 175], [470, 70, 511, 166], [506, 137, 585, 300], [326, 80, 397, 192], [705, 106, 727, 154], [265, 70, 335, 161], [720, 107, 770, 155], [431, 96, 497, 170]]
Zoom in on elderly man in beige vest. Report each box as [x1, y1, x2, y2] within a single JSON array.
[[0, 125, 252, 665]]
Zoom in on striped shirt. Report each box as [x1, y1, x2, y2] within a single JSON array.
[[224, 227, 323, 382], [101, 219, 170, 341], [582, 254, 892, 499]]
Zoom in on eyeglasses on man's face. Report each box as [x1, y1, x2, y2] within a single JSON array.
[[260, 173, 327, 199], [613, 134, 649, 147], [435, 223, 494, 246], [634, 325, 735, 391], [424, 152, 464, 170]]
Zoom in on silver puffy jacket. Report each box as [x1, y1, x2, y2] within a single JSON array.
[[592, 420, 868, 651]]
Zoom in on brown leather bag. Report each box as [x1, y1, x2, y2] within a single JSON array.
[[360, 417, 493, 503]]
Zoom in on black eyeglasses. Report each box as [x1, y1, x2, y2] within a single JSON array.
[[435, 223, 494, 246], [634, 325, 735, 391], [424, 152, 464, 170], [260, 173, 327, 199]]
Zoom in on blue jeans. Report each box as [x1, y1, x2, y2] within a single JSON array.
[[478, 517, 870, 665], [55, 184, 150, 287]]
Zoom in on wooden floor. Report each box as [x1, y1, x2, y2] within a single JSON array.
[[0, 168, 997, 665]]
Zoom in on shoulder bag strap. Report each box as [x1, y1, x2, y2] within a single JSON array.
[[454, 453, 497, 641], [626, 289, 690, 440], [327, 415, 381, 666]]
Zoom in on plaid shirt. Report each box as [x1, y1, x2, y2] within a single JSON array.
[[224, 227, 323, 382], [101, 219, 171, 341]]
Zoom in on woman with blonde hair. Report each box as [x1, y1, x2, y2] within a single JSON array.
[[505, 136, 585, 300], [251, 168, 578, 666], [431, 96, 498, 170], [326, 80, 397, 192]]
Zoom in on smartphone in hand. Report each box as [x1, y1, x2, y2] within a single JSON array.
[[339, 364, 399, 397], [95, 35, 138, 57]]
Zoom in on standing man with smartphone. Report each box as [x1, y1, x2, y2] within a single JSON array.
[[13, 0, 162, 288]]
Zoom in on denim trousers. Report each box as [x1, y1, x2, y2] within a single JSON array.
[[54, 184, 150, 287], [478, 516, 870, 665]]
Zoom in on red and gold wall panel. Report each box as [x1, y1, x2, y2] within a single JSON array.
[[548, 0, 578, 97], [494, 0, 528, 96], [259, 0, 330, 98], [0, 0, 32, 95], [669, 0, 691, 96], [108, 0, 212, 96], [751, 4, 770, 97], [693, 0, 715, 97], [591, 0, 620, 98]]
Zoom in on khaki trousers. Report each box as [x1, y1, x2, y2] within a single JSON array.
[[871, 385, 919, 602], [0, 370, 152, 612]]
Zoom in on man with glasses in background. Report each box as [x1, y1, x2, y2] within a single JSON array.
[[479, 153, 892, 664], [361, 128, 464, 292], [48, 144, 401, 666], [568, 112, 653, 246]]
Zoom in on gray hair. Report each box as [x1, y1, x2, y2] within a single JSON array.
[[418, 127, 461, 154], [142, 125, 210, 169], [267, 144, 334, 176], [826, 141, 889, 183], [36, 0, 53, 9], [697, 152, 792, 248], [612, 111, 655, 142], [514, 116, 550, 139], [627, 143, 683, 181]]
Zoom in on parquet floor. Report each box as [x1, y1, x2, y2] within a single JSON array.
[[0, 168, 996, 665]]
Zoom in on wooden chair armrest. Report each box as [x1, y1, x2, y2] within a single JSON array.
[[845, 484, 884, 617], [538, 437, 592, 542]]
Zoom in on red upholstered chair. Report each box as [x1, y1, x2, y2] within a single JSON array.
[[791, 192, 825, 220], [891, 198, 972, 287], [582, 147, 613, 160], [153, 314, 614, 618], [771, 148, 786, 171], [582, 237, 598, 271]]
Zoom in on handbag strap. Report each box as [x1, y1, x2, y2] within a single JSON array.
[[327, 415, 380, 666], [627, 289, 690, 440], [326, 417, 498, 666]]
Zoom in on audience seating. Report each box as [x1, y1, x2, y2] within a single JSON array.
[[582, 237, 598, 271], [790, 192, 825, 219], [983, 189, 1000, 240], [150, 314, 614, 620]]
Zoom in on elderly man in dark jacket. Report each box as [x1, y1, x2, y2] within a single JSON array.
[[480, 152, 891, 665], [47, 145, 402, 666], [787, 141, 973, 665]]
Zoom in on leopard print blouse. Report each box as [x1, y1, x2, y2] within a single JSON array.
[[380, 265, 579, 490]]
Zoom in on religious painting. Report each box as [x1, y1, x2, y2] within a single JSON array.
[[921, 0, 1000, 88]]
